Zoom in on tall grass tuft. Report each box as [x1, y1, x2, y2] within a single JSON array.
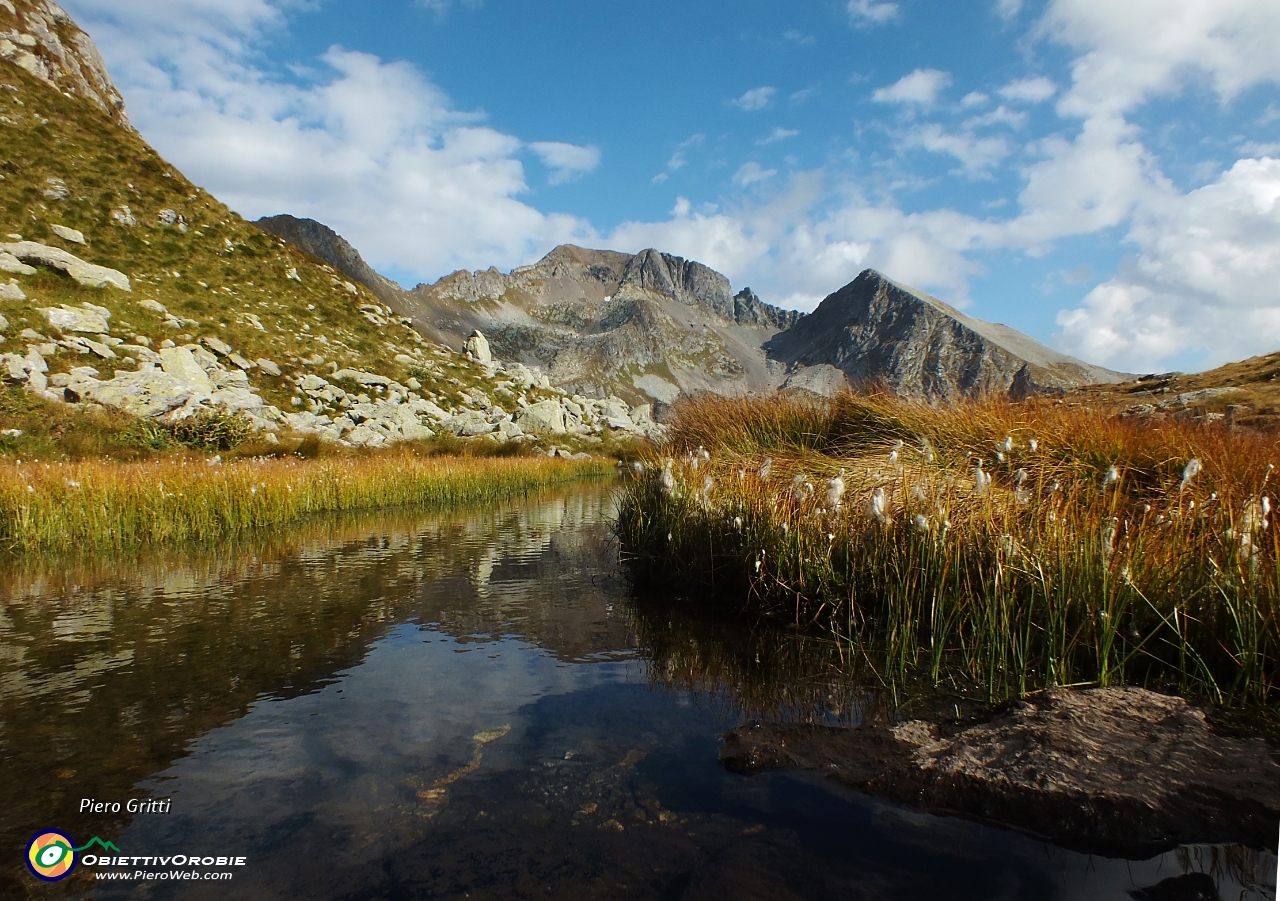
[[616, 391, 1280, 708], [0, 452, 609, 552]]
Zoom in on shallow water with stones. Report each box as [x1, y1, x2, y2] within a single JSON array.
[[1, 485, 1274, 900]]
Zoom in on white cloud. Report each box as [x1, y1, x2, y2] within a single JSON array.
[[1040, 0, 1280, 119], [872, 68, 952, 105], [847, 0, 900, 26], [733, 162, 778, 187], [61, 0, 595, 282], [998, 76, 1057, 102], [1055, 156, 1280, 370], [903, 124, 1011, 177], [666, 133, 704, 170], [963, 105, 1028, 129], [995, 0, 1023, 20], [783, 29, 815, 45], [961, 91, 990, 107], [528, 141, 601, 184], [651, 172, 668, 185], [732, 86, 777, 111], [758, 127, 799, 145]]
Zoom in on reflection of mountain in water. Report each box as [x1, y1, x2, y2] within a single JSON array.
[[0, 487, 630, 898]]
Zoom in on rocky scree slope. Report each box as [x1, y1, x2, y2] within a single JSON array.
[[765, 268, 1128, 400], [0, 12, 658, 453]]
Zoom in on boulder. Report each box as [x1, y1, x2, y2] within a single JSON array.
[[255, 358, 282, 377], [0, 280, 24, 301], [201, 335, 233, 357], [41, 303, 111, 333], [138, 299, 168, 314], [333, 368, 392, 388], [514, 399, 566, 435], [110, 205, 137, 227], [158, 346, 214, 392], [0, 252, 36, 276], [0, 242, 130, 290], [464, 329, 492, 364], [50, 224, 86, 245]]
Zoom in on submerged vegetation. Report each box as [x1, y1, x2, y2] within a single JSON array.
[[616, 391, 1280, 709], [0, 450, 609, 552]]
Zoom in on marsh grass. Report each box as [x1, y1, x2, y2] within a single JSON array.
[[0, 451, 609, 551], [616, 391, 1280, 707]]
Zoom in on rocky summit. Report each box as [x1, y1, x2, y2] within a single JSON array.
[[766, 269, 1128, 400]]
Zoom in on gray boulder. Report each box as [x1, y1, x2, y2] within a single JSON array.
[[0, 280, 24, 301], [1, 242, 130, 290], [515, 399, 566, 435], [0, 252, 36, 276], [50, 224, 86, 245], [464, 329, 492, 364], [41, 303, 110, 333]]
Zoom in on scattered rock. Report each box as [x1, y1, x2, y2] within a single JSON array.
[[200, 335, 232, 357], [42, 177, 69, 200], [157, 209, 188, 232], [0, 251, 36, 275], [464, 329, 492, 364], [137, 298, 168, 314], [50, 224, 86, 245], [110, 205, 137, 227], [514, 399, 567, 435], [255, 358, 281, 377], [0, 279, 24, 301], [158, 346, 214, 392], [286, 268, 301, 282], [1, 241, 130, 290], [41, 303, 110, 333]]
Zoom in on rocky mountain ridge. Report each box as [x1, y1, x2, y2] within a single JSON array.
[[766, 269, 1127, 400], [0, 0, 127, 126]]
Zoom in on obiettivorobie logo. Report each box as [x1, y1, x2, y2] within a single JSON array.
[[26, 831, 248, 883], [25, 832, 119, 881]]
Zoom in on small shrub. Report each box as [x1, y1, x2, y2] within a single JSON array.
[[166, 411, 254, 451]]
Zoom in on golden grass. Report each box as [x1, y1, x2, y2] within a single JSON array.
[[0, 451, 610, 551], [617, 391, 1280, 706]]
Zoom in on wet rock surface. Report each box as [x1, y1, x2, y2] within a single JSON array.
[[720, 687, 1280, 855]]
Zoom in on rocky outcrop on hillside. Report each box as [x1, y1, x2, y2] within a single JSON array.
[[254, 215, 407, 307], [766, 269, 1126, 400], [0, 0, 128, 126]]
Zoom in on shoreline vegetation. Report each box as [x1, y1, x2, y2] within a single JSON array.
[[616, 391, 1280, 712], [0, 448, 611, 552]]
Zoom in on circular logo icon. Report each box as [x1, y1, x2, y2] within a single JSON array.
[[26, 830, 76, 881]]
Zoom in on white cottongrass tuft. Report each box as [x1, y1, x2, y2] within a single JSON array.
[[913, 513, 930, 532], [868, 487, 890, 525], [825, 469, 846, 511], [1103, 465, 1120, 488], [758, 457, 772, 481], [660, 458, 676, 496], [973, 460, 991, 495], [1180, 458, 1201, 492]]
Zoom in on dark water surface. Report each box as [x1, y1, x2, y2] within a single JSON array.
[[2, 486, 1275, 900]]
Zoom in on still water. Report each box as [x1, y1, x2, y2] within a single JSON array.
[[2, 486, 1275, 900]]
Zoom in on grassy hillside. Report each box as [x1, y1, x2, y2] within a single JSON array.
[[0, 46, 550, 457]]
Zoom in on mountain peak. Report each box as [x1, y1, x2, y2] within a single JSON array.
[[767, 268, 1127, 399]]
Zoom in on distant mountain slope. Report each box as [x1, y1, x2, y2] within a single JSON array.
[[255, 214, 407, 307], [766, 269, 1128, 399], [395, 245, 803, 403]]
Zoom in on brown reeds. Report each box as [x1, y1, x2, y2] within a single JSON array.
[[0, 451, 610, 552], [616, 391, 1280, 707]]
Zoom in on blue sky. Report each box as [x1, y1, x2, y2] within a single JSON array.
[[62, 0, 1280, 373]]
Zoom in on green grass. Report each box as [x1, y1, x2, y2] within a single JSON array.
[[616, 391, 1280, 709], [0, 451, 611, 552]]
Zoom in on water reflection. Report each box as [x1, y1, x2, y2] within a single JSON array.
[[0, 486, 1273, 900]]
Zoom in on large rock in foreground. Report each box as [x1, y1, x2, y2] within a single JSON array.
[[766, 269, 1126, 400], [721, 687, 1280, 854]]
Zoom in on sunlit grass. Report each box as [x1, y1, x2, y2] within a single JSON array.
[[616, 391, 1280, 707], [0, 451, 610, 551]]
